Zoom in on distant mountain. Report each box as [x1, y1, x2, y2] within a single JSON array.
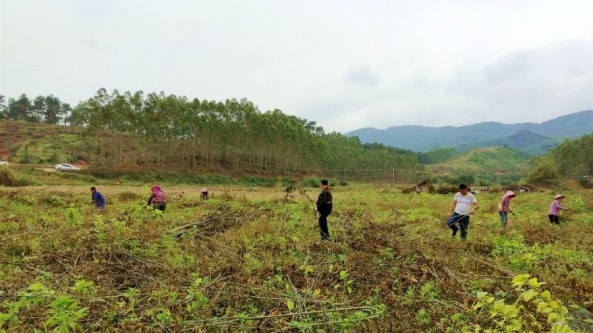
[[457, 129, 559, 155], [346, 110, 593, 153]]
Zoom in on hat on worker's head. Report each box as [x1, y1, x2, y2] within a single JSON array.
[[555, 194, 565, 200]]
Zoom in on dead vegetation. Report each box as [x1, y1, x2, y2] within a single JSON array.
[[0, 168, 17, 186], [1, 184, 593, 332]]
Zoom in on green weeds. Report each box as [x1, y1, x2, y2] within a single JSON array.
[[1, 184, 592, 332]]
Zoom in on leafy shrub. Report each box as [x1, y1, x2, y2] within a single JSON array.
[[239, 176, 276, 187], [304, 177, 320, 188], [16, 178, 40, 186], [401, 186, 416, 194], [469, 274, 576, 332], [435, 184, 458, 194], [117, 191, 143, 202], [0, 168, 18, 187], [526, 156, 560, 186]]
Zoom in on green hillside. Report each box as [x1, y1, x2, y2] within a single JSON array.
[[426, 147, 531, 185], [0, 121, 92, 165], [0, 89, 427, 183]]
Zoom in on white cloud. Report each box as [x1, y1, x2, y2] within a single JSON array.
[[344, 65, 381, 87], [1, 0, 592, 132]]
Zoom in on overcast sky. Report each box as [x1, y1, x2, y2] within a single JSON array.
[[1, 0, 592, 132]]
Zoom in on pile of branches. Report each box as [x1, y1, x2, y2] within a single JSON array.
[[168, 205, 257, 238]]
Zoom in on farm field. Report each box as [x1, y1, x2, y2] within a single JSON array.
[[1, 183, 593, 332]]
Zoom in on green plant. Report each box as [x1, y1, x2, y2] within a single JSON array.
[[0, 282, 89, 332], [416, 308, 432, 325], [471, 274, 575, 332], [185, 276, 209, 313], [334, 270, 354, 294], [45, 295, 88, 333]]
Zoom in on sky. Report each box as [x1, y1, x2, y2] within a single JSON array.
[[1, 0, 592, 132]]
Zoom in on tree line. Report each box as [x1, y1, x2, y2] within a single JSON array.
[[526, 133, 593, 186], [0, 94, 72, 124], [0, 90, 426, 181]]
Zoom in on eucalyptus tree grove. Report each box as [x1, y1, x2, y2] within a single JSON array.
[[4, 89, 426, 181]]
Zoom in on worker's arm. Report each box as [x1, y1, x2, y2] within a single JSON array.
[[470, 202, 479, 214], [147, 194, 155, 205], [447, 200, 456, 216]]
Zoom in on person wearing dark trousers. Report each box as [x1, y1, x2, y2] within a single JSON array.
[[548, 194, 568, 224], [90, 187, 105, 209], [147, 185, 167, 212], [498, 191, 516, 227], [316, 179, 333, 241], [446, 184, 478, 239]]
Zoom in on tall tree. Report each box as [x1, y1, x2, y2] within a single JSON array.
[[6, 94, 34, 121], [0, 95, 6, 119], [43, 95, 67, 124]]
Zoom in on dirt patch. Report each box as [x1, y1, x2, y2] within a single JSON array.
[[0, 148, 9, 160], [71, 160, 89, 169]]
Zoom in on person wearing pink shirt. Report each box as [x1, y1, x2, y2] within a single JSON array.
[[548, 194, 569, 224], [498, 191, 516, 227]]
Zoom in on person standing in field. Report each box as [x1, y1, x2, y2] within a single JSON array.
[[446, 184, 478, 239], [90, 187, 105, 209], [548, 194, 569, 224], [498, 191, 516, 227], [147, 185, 167, 212], [316, 179, 333, 241], [415, 185, 422, 194]]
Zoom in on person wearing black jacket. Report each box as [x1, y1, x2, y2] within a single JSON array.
[[316, 179, 333, 240]]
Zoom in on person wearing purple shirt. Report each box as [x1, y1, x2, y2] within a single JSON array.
[[90, 187, 105, 209], [548, 194, 568, 224]]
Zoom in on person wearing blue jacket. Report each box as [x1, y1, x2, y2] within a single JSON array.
[[90, 187, 105, 209]]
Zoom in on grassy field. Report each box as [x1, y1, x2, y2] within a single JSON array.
[[1, 183, 593, 332]]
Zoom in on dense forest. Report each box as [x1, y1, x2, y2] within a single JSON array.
[[0, 91, 425, 181], [525, 133, 593, 187], [549, 134, 593, 184]]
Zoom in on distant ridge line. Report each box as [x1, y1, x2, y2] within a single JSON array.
[[346, 110, 593, 153]]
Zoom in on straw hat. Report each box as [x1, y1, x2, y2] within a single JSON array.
[[504, 191, 516, 198], [554, 194, 565, 200]]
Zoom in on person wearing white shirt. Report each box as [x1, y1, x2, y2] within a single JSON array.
[[446, 184, 478, 239]]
